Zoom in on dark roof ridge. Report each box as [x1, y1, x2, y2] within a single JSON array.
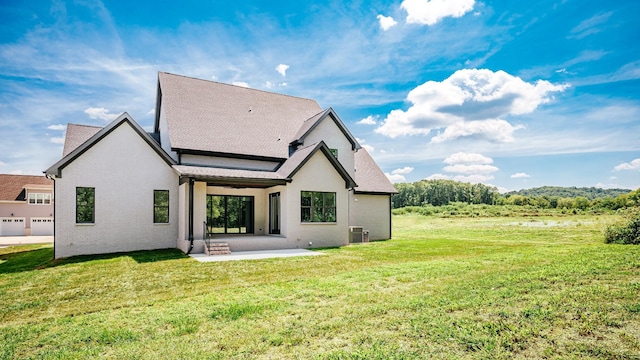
[[158, 71, 317, 103]]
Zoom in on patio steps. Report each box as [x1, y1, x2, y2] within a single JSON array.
[[205, 242, 231, 256]]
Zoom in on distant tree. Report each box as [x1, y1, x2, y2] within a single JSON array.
[[573, 196, 590, 210], [507, 194, 530, 206], [535, 196, 551, 209], [557, 197, 575, 209]]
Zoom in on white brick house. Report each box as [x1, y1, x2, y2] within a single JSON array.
[[45, 72, 397, 259]]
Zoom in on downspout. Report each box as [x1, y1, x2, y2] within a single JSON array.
[[187, 177, 195, 254], [389, 194, 393, 239], [46, 174, 56, 259]]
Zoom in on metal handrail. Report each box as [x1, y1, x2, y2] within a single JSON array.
[[203, 221, 210, 252]]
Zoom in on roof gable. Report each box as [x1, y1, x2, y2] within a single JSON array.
[[45, 113, 175, 177], [291, 108, 360, 150], [278, 141, 357, 189], [154, 72, 323, 159]]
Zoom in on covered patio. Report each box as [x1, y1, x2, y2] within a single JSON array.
[[189, 248, 323, 262]]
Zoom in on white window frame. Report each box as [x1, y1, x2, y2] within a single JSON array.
[[28, 193, 51, 205]]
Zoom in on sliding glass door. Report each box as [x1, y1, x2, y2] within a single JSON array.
[[207, 195, 254, 234]]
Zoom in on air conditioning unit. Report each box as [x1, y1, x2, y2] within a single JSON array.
[[349, 226, 363, 243]]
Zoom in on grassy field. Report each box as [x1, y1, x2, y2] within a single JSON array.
[[1, 214, 639, 359]]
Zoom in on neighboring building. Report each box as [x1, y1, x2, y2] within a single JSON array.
[[0, 174, 54, 236], [45, 72, 397, 259]]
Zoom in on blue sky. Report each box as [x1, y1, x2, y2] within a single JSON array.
[[1, 0, 639, 192]]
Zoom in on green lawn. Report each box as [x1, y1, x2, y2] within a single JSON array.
[[1, 214, 639, 359]]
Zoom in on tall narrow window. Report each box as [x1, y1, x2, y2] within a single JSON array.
[[301, 191, 336, 223], [76, 187, 95, 224], [154, 190, 169, 223]]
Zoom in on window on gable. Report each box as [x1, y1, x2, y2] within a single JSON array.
[[154, 190, 170, 224], [301, 191, 336, 223], [329, 148, 338, 159], [76, 187, 95, 224], [28, 193, 51, 205]]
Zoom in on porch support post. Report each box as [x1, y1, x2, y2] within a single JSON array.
[[187, 177, 195, 254]]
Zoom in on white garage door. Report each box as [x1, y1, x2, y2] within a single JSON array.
[[0, 217, 26, 236], [31, 217, 54, 236]]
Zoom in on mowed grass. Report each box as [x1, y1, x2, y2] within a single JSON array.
[[1, 214, 639, 359]]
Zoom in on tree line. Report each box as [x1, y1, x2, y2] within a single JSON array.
[[392, 180, 640, 210], [505, 186, 630, 200]]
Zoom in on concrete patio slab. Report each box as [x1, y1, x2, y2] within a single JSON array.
[[189, 248, 323, 262], [0, 236, 53, 247]]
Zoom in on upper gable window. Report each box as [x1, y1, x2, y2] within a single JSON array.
[[329, 148, 338, 159], [28, 193, 51, 205]]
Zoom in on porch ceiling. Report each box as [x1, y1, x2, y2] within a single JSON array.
[[174, 165, 289, 188]]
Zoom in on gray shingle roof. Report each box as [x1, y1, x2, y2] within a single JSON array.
[[354, 149, 398, 194], [157, 72, 323, 159], [62, 124, 102, 157]]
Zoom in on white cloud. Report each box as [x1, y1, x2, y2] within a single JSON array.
[[427, 152, 498, 184], [84, 107, 119, 121], [510, 172, 531, 179], [146, 108, 155, 116], [425, 173, 451, 180], [361, 144, 375, 153], [452, 174, 494, 183], [569, 12, 612, 40], [444, 152, 493, 164], [275, 64, 290, 76], [232, 81, 250, 88], [47, 124, 66, 131], [375, 68, 567, 142], [385, 173, 407, 183], [357, 115, 378, 125], [0, 161, 6, 166], [385, 166, 414, 183], [614, 158, 640, 171], [425, 173, 494, 183], [431, 119, 525, 143], [392, 166, 414, 175], [356, 137, 375, 153], [401, 0, 476, 26], [444, 164, 498, 174], [595, 182, 621, 189], [50, 137, 65, 144], [377, 14, 397, 31]]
